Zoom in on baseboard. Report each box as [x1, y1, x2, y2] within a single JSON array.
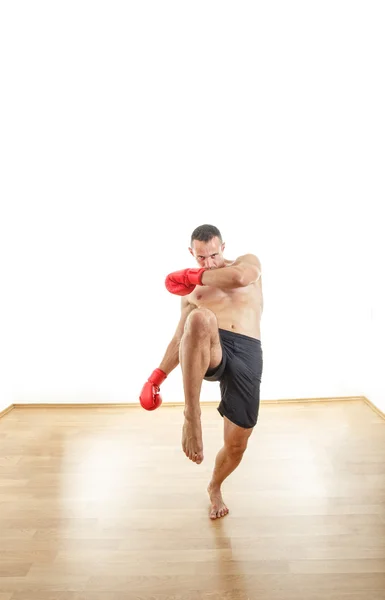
[[261, 396, 365, 404], [163, 396, 366, 407], [12, 395, 365, 409], [3, 398, 384, 427], [0, 404, 14, 419], [5, 396, 384, 422], [362, 396, 385, 421]]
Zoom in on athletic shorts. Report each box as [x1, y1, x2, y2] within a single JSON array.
[[204, 328, 263, 429]]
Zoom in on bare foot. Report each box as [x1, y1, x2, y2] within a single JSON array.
[[207, 482, 229, 519], [182, 416, 203, 464]]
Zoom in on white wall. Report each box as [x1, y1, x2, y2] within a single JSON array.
[[361, 226, 385, 414], [1, 2, 383, 411]]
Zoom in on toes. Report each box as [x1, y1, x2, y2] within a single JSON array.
[[182, 445, 204, 463], [182, 445, 194, 461], [190, 451, 203, 464], [210, 505, 228, 519]]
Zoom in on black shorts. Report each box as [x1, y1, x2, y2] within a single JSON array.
[[204, 328, 263, 429]]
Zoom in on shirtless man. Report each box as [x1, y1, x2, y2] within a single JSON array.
[[139, 224, 263, 519]]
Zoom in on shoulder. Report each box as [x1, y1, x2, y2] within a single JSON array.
[[236, 253, 260, 265], [232, 253, 261, 270]]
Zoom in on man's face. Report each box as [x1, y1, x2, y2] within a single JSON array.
[[189, 236, 226, 269]]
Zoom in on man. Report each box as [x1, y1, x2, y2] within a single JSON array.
[[139, 224, 263, 519]]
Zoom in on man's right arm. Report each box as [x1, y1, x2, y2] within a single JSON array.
[[158, 297, 195, 375]]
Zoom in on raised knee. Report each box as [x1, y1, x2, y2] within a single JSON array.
[[185, 308, 216, 338]]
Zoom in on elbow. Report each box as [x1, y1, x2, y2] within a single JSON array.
[[234, 266, 260, 287], [233, 270, 248, 287]]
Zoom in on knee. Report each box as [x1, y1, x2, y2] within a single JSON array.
[[226, 438, 248, 459], [184, 308, 217, 339]]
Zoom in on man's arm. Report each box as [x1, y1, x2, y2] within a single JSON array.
[[139, 298, 195, 410], [201, 254, 261, 289], [158, 297, 195, 375]]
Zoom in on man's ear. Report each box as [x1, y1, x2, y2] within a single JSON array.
[[222, 242, 225, 252], [188, 247, 194, 257]]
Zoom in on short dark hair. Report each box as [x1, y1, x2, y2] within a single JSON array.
[[190, 224, 222, 246]]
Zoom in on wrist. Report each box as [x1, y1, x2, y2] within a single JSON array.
[[200, 269, 208, 285], [188, 268, 206, 286], [149, 368, 167, 386]]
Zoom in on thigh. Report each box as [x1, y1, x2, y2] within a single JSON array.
[[224, 415, 254, 450], [208, 328, 223, 371], [184, 307, 223, 370]]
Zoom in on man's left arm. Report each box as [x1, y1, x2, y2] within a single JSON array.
[[201, 254, 261, 289]]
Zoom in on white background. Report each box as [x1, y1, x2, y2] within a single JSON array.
[[1, 1, 384, 413]]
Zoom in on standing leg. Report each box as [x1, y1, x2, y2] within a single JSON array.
[[179, 308, 222, 464], [208, 416, 253, 519]]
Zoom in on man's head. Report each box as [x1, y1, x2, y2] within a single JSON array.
[[189, 224, 226, 269]]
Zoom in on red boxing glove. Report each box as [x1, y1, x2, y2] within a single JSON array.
[[139, 368, 167, 411], [165, 268, 206, 296]]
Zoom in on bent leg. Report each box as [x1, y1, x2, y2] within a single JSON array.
[[208, 416, 253, 519], [179, 308, 222, 464]]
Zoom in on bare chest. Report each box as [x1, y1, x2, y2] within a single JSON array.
[[189, 284, 253, 310]]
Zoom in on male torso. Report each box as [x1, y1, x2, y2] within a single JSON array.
[[187, 260, 263, 340]]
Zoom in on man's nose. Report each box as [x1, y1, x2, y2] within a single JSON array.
[[204, 258, 214, 269]]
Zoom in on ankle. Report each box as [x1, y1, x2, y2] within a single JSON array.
[[208, 480, 221, 492]]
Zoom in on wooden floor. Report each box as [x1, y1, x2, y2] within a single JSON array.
[[0, 399, 385, 600]]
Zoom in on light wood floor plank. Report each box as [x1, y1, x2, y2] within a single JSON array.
[[0, 399, 384, 599]]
